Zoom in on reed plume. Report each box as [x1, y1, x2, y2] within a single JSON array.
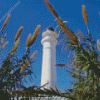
[[29, 50, 37, 62], [1, 14, 10, 32], [55, 64, 67, 68], [45, 0, 59, 18], [44, 0, 76, 44], [1, 41, 9, 49], [15, 26, 23, 41], [57, 17, 76, 44], [82, 5, 88, 25], [0, 33, 7, 47], [26, 33, 32, 49], [27, 25, 40, 47], [97, 39, 100, 51], [78, 30, 84, 41], [20, 60, 29, 73], [11, 38, 20, 55]]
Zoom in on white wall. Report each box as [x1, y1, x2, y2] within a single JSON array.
[[12, 96, 69, 100]]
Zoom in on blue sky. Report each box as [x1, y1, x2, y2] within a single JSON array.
[[0, 0, 100, 92]]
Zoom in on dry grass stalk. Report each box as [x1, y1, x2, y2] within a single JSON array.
[[28, 25, 41, 47], [45, 0, 59, 18], [55, 64, 67, 67], [1, 14, 10, 32], [57, 18, 76, 44], [78, 30, 84, 41], [82, 5, 88, 25], [97, 39, 100, 51], [11, 38, 20, 55], [20, 60, 29, 73], [0, 33, 7, 47], [29, 50, 37, 62], [26, 33, 32, 49], [44, 0, 76, 44], [93, 21, 99, 30], [2, 41, 9, 49], [15, 26, 23, 41]]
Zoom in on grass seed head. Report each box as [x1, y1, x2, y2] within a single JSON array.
[[82, 5, 88, 25], [29, 50, 37, 62], [11, 38, 20, 55], [15, 26, 23, 41], [20, 60, 29, 73], [28, 25, 40, 46], [44, 0, 59, 18], [55, 64, 67, 68], [45, 0, 76, 44], [0, 33, 7, 46], [97, 39, 100, 51], [26, 33, 32, 49], [1, 14, 10, 32], [2, 41, 9, 49], [57, 18, 76, 44], [78, 30, 84, 41]]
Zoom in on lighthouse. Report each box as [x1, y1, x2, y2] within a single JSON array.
[[41, 27, 58, 89]]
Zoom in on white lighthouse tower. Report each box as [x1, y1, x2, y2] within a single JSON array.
[[41, 27, 58, 89]]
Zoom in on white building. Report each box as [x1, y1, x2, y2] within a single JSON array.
[[41, 27, 57, 89], [13, 27, 69, 100]]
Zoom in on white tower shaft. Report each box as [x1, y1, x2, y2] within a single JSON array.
[[41, 28, 57, 89]]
